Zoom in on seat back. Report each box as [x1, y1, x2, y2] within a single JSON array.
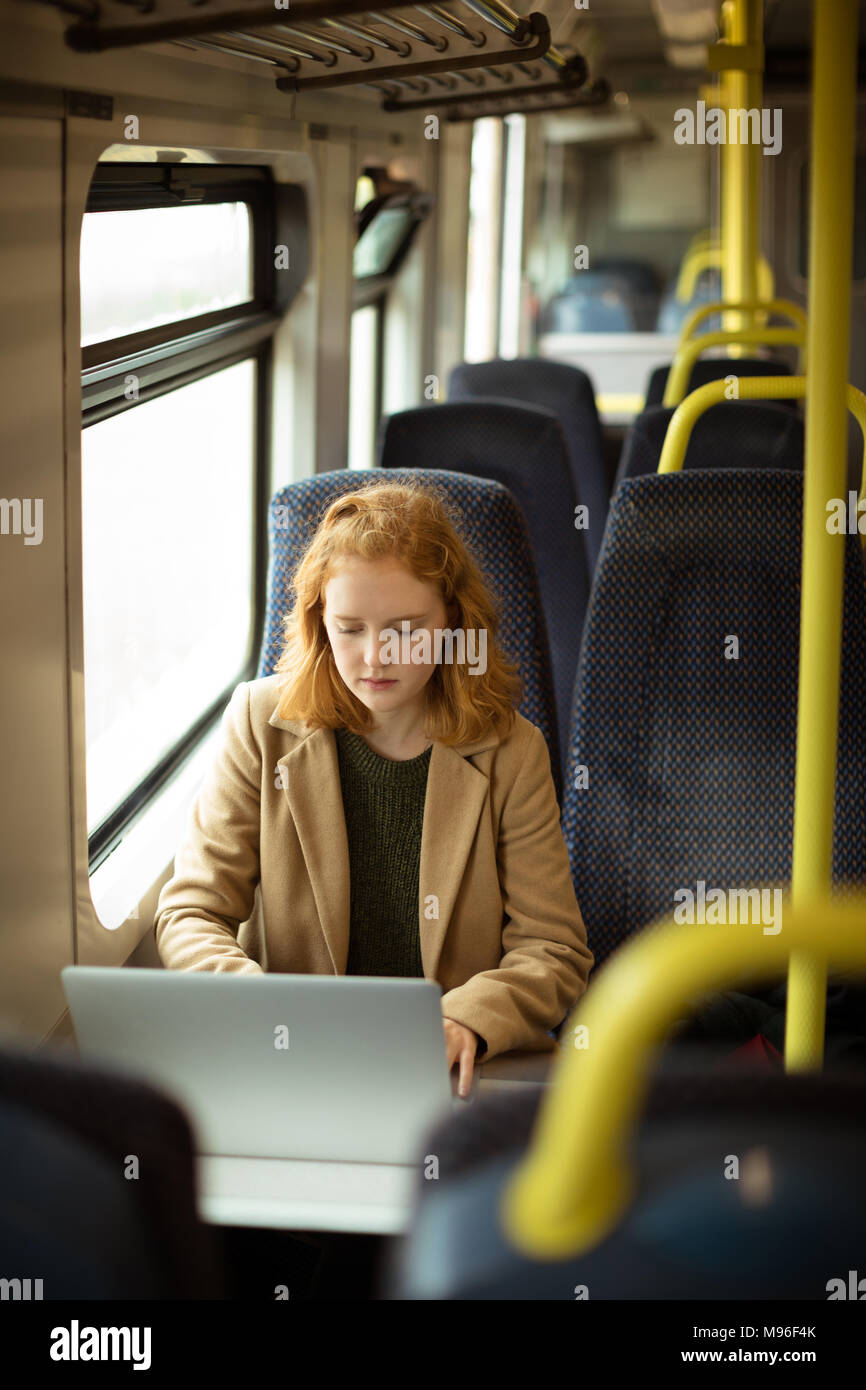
[[591, 257, 659, 298], [542, 271, 638, 333], [447, 358, 609, 576], [655, 269, 722, 335], [582, 260, 660, 331], [561, 470, 866, 971], [0, 1044, 225, 1298], [644, 355, 795, 408], [257, 468, 561, 793], [387, 1064, 866, 1299], [377, 409, 585, 783], [615, 401, 804, 488]]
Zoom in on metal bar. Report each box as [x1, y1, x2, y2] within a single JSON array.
[[275, 9, 550, 92], [443, 75, 606, 119], [675, 241, 775, 303], [179, 34, 301, 71], [657, 377, 866, 502], [663, 326, 806, 406], [678, 296, 808, 344], [65, 0, 427, 52], [319, 17, 411, 54], [786, 0, 860, 1071], [383, 71, 603, 113], [413, 5, 487, 45], [455, 0, 530, 39], [273, 23, 374, 60], [459, 0, 568, 70], [720, 0, 762, 342], [367, 11, 448, 50], [218, 27, 339, 64], [501, 898, 866, 1258]]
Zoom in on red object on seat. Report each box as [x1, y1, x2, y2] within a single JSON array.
[[729, 1033, 783, 1064]]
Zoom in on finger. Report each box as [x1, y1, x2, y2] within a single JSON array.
[[458, 1043, 474, 1099]]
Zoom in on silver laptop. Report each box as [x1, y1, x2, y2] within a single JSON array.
[[62, 968, 456, 1165]]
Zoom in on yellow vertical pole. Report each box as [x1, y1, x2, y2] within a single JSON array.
[[721, 0, 763, 344], [786, 0, 859, 1070], [719, 3, 736, 333]]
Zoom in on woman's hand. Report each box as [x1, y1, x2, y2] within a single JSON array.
[[443, 1017, 479, 1099]]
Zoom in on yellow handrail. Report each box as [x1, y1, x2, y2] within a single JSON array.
[[675, 245, 774, 304], [674, 245, 719, 303], [502, 896, 866, 1260], [663, 327, 806, 406], [678, 298, 808, 345], [787, 0, 860, 1071], [656, 376, 866, 508]]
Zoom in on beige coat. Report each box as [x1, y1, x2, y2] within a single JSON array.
[[154, 674, 593, 1060]]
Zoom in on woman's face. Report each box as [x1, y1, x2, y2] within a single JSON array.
[[322, 555, 448, 717]]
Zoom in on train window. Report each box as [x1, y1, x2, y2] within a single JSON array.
[[80, 203, 252, 346], [349, 171, 432, 469], [82, 360, 256, 835], [499, 114, 527, 357], [465, 118, 504, 361], [81, 164, 277, 870], [349, 305, 381, 470], [354, 204, 417, 279]]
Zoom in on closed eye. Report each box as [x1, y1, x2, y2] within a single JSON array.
[[336, 626, 424, 635]]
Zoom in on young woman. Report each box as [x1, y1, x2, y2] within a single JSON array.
[[154, 478, 592, 1097]]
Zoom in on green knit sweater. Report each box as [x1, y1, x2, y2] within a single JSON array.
[[334, 726, 432, 978]]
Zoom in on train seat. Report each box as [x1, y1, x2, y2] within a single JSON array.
[[257, 468, 562, 797], [615, 400, 804, 488], [655, 269, 722, 336], [590, 257, 660, 300], [386, 1063, 866, 1299], [377, 405, 586, 786], [0, 1044, 225, 1298], [561, 469, 866, 973], [447, 357, 609, 577], [541, 273, 638, 334], [644, 355, 795, 409]]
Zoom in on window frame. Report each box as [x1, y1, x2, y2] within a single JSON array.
[[348, 296, 386, 468], [349, 185, 431, 463], [351, 190, 434, 284], [83, 164, 275, 873]]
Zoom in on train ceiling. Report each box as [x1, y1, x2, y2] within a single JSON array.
[[18, 0, 860, 115]]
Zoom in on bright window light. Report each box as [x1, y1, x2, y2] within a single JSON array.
[[82, 359, 256, 832], [80, 203, 252, 345]]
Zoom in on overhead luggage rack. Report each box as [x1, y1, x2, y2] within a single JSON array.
[[30, 0, 593, 109], [383, 73, 608, 118]]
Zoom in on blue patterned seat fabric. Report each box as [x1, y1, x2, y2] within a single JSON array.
[[257, 468, 561, 797], [644, 355, 796, 409], [378, 402, 585, 787], [615, 401, 805, 490], [447, 358, 609, 577], [561, 469, 866, 971]]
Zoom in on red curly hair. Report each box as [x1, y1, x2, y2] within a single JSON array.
[[274, 477, 521, 744]]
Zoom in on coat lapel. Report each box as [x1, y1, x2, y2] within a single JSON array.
[[274, 725, 351, 973], [418, 741, 492, 978]]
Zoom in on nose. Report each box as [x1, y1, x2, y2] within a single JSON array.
[[362, 626, 391, 672]]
